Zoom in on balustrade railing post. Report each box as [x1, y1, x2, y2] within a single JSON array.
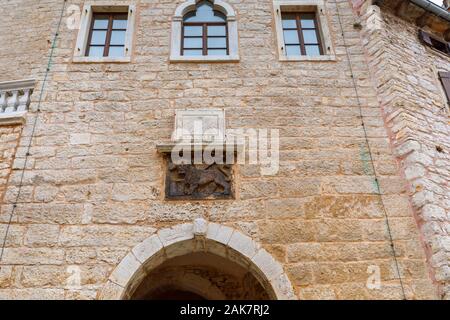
[[0, 79, 36, 125]]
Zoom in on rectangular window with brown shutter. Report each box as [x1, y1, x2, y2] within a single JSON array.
[[86, 13, 128, 58], [439, 72, 450, 104], [281, 12, 323, 57], [419, 30, 450, 56]]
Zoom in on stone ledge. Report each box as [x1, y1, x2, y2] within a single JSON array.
[[156, 142, 244, 154], [0, 79, 35, 91], [279, 54, 337, 62], [169, 55, 240, 63], [0, 111, 27, 126], [72, 56, 131, 64]]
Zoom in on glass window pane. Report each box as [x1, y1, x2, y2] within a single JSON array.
[[88, 46, 104, 57], [108, 46, 125, 57], [300, 18, 315, 28], [283, 30, 299, 45], [282, 15, 297, 28], [90, 30, 107, 45], [207, 37, 226, 48], [184, 26, 203, 36], [93, 18, 109, 29], [208, 49, 227, 56], [285, 45, 301, 56], [112, 18, 128, 29], [184, 37, 203, 48], [302, 30, 319, 44], [207, 25, 226, 36], [184, 49, 203, 56], [110, 30, 126, 45], [305, 45, 321, 56]]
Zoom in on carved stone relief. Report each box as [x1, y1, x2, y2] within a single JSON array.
[[165, 157, 233, 200]]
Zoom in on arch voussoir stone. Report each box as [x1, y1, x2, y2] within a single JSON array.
[[157, 223, 194, 247], [132, 234, 163, 264], [109, 252, 142, 288]]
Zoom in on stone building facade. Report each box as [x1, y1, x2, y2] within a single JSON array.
[[351, 0, 450, 299], [0, 0, 448, 300]]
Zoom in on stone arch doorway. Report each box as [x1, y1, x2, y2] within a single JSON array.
[[98, 219, 296, 300]]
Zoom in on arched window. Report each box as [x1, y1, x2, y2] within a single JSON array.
[[170, 0, 239, 61], [182, 1, 228, 56]]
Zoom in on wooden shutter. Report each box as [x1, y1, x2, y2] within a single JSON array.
[[419, 30, 450, 55], [419, 30, 433, 47], [439, 72, 450, 103]]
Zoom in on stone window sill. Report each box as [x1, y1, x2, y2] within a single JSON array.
[[425, 46, 450, 60], [279, 55, 337, 62], [169, 55, 240, 63], [0, 111, 27, 125], [72, 56, 131, 64]]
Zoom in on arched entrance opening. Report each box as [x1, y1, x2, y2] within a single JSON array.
[[98, 220, 296, 300], [131, 251, 270, 300]]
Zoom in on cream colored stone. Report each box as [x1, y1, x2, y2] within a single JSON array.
[[0, 0, 445, 300], [271, 273, 297, 300], [109, 252, 142, 288], [165, 238, 196, 259], [157, 223, 194, 247], [131, 235, 163, 264], [251, 249, 284, 281], [0, 289, 65, 300], [69, 133, 91, 145], [206, 223, 234, 245], [227, 231, 260, 259], [193, 218, 208, 236], [24, 224, 60, 247]]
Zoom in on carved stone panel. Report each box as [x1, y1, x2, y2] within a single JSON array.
[[172, 109, 225, 142], [165, 157, 233, 200]]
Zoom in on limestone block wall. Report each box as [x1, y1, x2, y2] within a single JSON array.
[[0, 126, 22, 209], [0, 0, 63, 83], [0, 0, 439, 299], [352, 1, 450, 299]]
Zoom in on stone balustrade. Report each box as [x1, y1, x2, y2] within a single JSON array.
[[0, 79, 35, 125]]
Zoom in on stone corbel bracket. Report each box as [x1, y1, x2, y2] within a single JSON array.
[[0, 79, 36, 125], [156, 142, 244, 155]]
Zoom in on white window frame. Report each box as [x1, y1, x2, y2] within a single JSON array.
[[170, 0, 240, 62], [72, 1, 136, 63], [273, 0, 336, 61]]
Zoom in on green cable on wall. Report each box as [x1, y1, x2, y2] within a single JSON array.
[[0, 0, 68, 265]]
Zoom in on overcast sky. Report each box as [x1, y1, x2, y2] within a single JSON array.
[[429, 0, 444, 6]]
